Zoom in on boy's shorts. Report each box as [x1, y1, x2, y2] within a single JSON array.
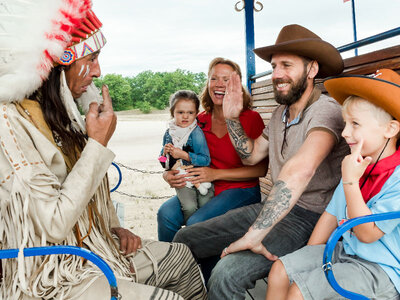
[[280, 243, 399, 300]]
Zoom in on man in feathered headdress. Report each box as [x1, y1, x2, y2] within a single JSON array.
[[0, 1, 206, 299]]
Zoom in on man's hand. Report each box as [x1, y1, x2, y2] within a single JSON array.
[[342, 139, 372, 183], [220, 230, 278, 261], [111, 227, 142, 255], [223, 72, 243, 120], [86, 85, 117, 147], [163, 170, 187, 188]]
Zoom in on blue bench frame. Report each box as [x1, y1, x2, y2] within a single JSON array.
[[110, 162, 122, 193], [323, 211, 400, 299], [0, 245, 120, 300]]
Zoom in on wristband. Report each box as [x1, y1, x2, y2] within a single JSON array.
[[343, 181, 358, 185]]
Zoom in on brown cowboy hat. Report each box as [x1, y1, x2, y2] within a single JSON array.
[[324, 69, 400, 121], [253, 24, 344, 78]]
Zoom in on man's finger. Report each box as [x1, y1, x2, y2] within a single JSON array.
[[88, 102, 99, 114], [101, 85, 113, 110], [262, 248, 278, 261], [220, 245, 232, 258], [119, 236, 127, 254], [131, 236, 140, 253], [125, 236, 135, 254]]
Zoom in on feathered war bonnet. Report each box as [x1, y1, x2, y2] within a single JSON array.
[[0, 0, 106, 103]]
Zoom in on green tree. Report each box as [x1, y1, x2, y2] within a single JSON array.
[[136, 101, 152, 113], [128, 69, 206, 110], [97, 69, 207, 112], [94, 74, 132, 111], [128, 70, 154, 108]]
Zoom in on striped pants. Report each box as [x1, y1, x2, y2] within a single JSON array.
[[23, 241, 207, 300], [130, 240, 207, 299], [83, 240, 207, 300]]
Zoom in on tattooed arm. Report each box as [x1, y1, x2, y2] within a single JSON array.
[[223, 72, 269, 165], [226, 119, 269, 165], [221, 130, 337, 259]]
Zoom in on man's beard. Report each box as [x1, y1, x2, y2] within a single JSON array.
[[273, 69, 308, 106]]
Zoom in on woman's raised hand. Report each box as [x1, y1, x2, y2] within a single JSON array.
[[223, 72, 243, 120]]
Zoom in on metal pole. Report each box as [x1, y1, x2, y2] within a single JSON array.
[[244, 1, 256, 93], [351, 0, 358, 56]]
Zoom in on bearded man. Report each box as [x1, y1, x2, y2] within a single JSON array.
[[173, 24, 349, 299], [0, 1, 206, 299]]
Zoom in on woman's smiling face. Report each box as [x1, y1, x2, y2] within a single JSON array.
[[208, 63, 235, 106]]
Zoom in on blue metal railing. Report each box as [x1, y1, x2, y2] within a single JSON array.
[[110, 162, 122, 192], [337, 27, 400, 53], [322, 211, 400, 299], [249, 26, 400, 83], [0, 245, 120, 299]]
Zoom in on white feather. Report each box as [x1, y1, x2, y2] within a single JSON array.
[[0, 0, 89, 102]]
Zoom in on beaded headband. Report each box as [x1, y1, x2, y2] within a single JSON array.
[[59, 9, 107, 65]]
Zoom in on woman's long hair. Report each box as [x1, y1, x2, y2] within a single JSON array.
[[32, 66, 86, 159]]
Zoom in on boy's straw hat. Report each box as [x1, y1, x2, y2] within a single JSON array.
[[253, 24, 344, 78], [324, 69, 400, 121]]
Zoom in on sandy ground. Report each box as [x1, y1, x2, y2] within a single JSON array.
[[107, 110, 172, 240]]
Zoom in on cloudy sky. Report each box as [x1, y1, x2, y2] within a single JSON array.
[[93, 0, 400, 81]]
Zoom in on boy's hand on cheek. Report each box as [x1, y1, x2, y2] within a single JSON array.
[[342, 140, 372, 182]]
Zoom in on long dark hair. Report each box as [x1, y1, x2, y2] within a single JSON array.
[[32, 66, 86, 159]]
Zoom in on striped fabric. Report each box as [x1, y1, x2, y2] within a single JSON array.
[[141, 242, 207, 300]]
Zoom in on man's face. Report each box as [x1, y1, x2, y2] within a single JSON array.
[[65, 52, 101, 99], [271, 53, 309, 106]]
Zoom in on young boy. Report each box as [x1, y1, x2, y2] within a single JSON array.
[[266, 69, 400, 300]]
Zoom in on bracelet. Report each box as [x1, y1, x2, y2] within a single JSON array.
[[343, 181, 358, 185]]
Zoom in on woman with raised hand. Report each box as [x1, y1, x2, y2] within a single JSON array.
[[158, 57, 267, 242]]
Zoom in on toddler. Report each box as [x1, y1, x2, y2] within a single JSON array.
[[159, 90, 214, 222]]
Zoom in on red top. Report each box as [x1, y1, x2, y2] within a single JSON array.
[[360, 148, 400, 202], [198, 110, 265, 196]]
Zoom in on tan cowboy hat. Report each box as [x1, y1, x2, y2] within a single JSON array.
[[324, 69, 400, 121], [253, 24, 344, 78]]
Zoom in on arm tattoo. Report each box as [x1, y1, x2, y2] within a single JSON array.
[[226, 119, 253, 159], [253, 180, 291, 230]]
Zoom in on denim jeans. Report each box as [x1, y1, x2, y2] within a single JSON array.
[[173, 203, 321, 300], [157, 185, 261, 242]]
